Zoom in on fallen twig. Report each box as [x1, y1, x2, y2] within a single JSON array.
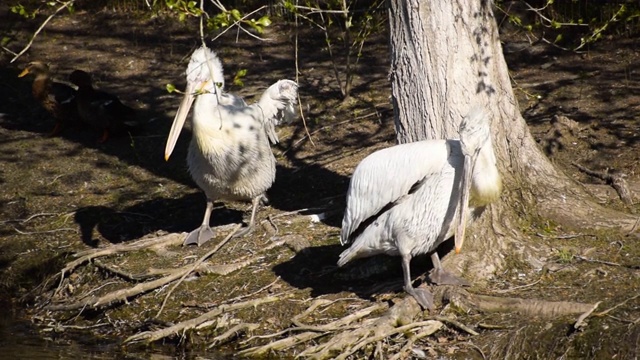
[[573, 255, 622, 267], [11, 0, 77, 63], [209, 323, 259, 347], [574, 301, 601, 330], [594, 293, 640, 317], [428, 315, 479, 336]]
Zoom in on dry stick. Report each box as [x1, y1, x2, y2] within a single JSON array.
[[428, 315, 479, 336], [241, 331, 326, 356], [574, 301, 601, 330], [292, 4, 315, 149], [283, 113, 380, 156], [572, 162, 633, 205], [1, 211, 65, 224], [208, 323, 260, 347], [93, 259, 141, 282], [47, 264, 191, 311], [11, 0, 76, 63], [125, 293, 293, 344], [594, 293, 640, 317], [135, 238, 286, 282], [221, 276, 281, 305], [573, 255, 622, 267], [156, 224, 241, 317]]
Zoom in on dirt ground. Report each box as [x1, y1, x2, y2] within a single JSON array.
[[0, 6, 639, 359]]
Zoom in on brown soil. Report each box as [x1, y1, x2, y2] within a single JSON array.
[[0, 6, 639, 359]]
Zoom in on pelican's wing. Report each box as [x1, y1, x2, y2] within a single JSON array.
[[340, 140, 452, 245], [253, 80, 298, 144]]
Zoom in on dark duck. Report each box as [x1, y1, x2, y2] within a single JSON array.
[[69, 70, 140, 143], [19, 61, 79, 136]]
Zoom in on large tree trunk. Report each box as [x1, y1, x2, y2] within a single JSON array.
[[387, 0, 636, 280]]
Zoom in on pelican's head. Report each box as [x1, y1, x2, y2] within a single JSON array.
[[185, 46, 225, 94], [165, 46, 225, 161], [455, 108, 492, 254], [458, 107, 491, 158]]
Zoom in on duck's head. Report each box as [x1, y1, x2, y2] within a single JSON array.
[[68, 70, 93, 88], [18, 61, 50, 78]]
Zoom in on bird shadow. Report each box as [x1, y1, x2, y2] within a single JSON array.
[[272, 241, 454, 301], [73, 195, 245, 247]]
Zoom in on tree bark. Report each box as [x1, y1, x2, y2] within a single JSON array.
[[387, 0, 636, 280]]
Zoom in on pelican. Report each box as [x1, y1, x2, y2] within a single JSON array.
[[69, 70, 140, 143], [19, 61, 79, 136], [338, 108, 501, 310], [165, 45, 298, 246]]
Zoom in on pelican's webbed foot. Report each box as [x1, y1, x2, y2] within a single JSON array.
[[428, 267, 471, 286], [405, 285, 434, 311], [183, 225, 216, 246]]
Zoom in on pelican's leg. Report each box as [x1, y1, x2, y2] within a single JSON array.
[[428, 252, 470, 286], [232, 196, 261, 238], [401, 253, 434, 311], [183, 198, 216, 246]]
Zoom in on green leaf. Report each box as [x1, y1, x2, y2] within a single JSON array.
[[230, 9, 242, 21], [166, 83, 177, 93], [233, 69, 247, 87], [255, 15, 271, 27]]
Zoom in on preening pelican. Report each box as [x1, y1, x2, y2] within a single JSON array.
[[338, 108, 501, 310], [165, 45, 298, 246], [19, 61, 79, 136]]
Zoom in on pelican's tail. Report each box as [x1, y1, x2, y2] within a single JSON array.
[[337, 245, 359, 267], [257, 80, 298, 144]]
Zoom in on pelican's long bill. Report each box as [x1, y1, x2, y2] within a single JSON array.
[[454, 153, 474, 254], [165, 81, 198, 161]]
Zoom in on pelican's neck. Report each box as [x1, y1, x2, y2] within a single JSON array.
[[191, 92, 230, 153], [470, 139, 502, 206], [192, 92, 221, 129]]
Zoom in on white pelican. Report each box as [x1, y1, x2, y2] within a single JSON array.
[[338, 108, 501, 310], [165, 45, 298, 246]]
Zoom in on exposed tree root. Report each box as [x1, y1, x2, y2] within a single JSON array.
[[296, 298, 435, 360], [54, 231, 186, 294], [572, 162, 633, 206], [124, 293, 293, 344], [46, 227, 290, 312], [444, 287, 596, 317]]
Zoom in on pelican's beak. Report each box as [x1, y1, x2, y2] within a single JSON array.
[[454, 153, 474, 254], [18, 68, 29, 78], [165, 81, 198, 161]]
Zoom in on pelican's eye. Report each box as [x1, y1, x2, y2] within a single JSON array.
[[215, 82, 223, 89]]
